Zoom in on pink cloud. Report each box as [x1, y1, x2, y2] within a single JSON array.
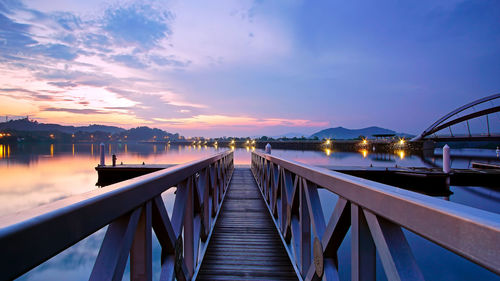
[[153, 114, 328, 129]]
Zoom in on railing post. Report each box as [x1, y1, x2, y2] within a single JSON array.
[[130, 202, 152, 281], [184, 177, 194, 278], [300, 180, 311, 277], [351, 203, 375, 281]]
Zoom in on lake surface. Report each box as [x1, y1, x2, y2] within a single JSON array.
[[0, 142, 498, 280]]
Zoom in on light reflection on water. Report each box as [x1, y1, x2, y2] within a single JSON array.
[[0, 143, 498, 280]]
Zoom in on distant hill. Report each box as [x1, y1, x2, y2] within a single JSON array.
[[0, 118, 183, 142], [115, 126, 179, 141], [272, 132, 308, 139], [0, 118, 125, 134], [310, 126, 412, 139]]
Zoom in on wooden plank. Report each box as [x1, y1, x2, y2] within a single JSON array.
[[196, 168, 298, 281]]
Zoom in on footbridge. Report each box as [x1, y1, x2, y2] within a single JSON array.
[[0, 151, 499, 280], [412, 93, 500, 142]]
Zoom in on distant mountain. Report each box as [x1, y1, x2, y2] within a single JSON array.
[[310, 126, 411, 139], [0, 118, 184, 142], [115, 126, 180, 141], [78, 124, 125, 134], [272, 132, 308, 139], [0, 118, 125, 134]]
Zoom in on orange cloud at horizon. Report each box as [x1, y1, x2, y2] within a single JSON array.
[[36, 110, 154, 127], [1, 87, 328, 134], [153, 114, 328, 129]]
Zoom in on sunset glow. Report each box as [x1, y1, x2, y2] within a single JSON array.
[[1, 1, 499, 137]]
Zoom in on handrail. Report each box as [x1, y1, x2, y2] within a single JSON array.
[[0, 150, 234, 281], [251, 151, 500, 281]]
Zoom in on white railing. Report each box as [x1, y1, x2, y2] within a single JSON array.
[[251, 151, 500, 281], [0, 151, 234, 281]]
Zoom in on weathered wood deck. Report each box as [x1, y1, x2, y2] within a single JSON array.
[[196, 168, 298, 281]]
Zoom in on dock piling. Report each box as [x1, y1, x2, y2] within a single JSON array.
[[99, 143, 105, 166], [443, 144, 451, 173]]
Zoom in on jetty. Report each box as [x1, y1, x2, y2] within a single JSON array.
[[0, 150, 499, 280]]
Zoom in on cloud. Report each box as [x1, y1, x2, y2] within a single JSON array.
[[0, 88, 57, 101], [103, 3, 172, 48], [111, 54, 146, 68], [48, 81, 78, 88], [0, 13, 37, 52], [41, 107, 106, 114], [33, 43, 77, 60], [0, 0, 328, 135], [53, 11, 81, 31], [153, 114, 328, 129], [83, 33, 111, 52], [149, 55, 191, 68]]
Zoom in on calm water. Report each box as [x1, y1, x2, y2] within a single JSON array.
[[0, 143, 498, 280]]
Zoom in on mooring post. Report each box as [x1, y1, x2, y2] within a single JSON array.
[[265, 143, 271, 154], [99, 143, 105, 166], [443, 144, 451, 173]]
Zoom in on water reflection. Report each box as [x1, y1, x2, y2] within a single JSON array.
[[359, 148, 368, 158], [395, 149, 405, 160], [0, 144, 11, 158]]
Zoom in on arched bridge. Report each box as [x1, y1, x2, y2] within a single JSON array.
[[412, 93, 500, 141]]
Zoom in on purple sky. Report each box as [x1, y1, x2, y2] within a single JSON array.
[[0, 0, 499, 137]]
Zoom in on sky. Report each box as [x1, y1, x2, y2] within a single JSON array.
[[0, 0, 499, 137]]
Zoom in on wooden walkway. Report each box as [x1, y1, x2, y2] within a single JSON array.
[[196, 168, 298, 281]]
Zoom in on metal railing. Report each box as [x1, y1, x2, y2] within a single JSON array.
[[251, 151, 500, 281], [0, 150, 234, 281]]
